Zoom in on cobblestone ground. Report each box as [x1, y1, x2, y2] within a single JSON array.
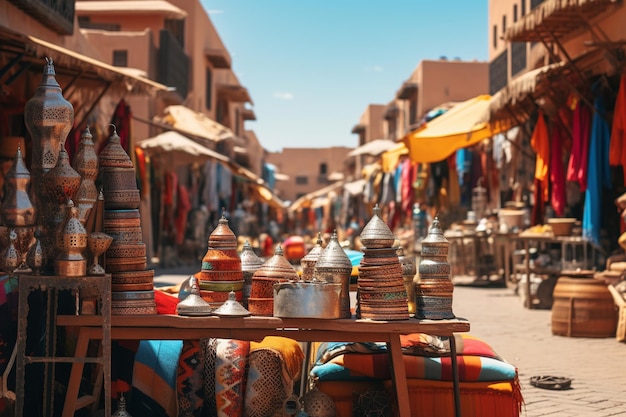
[[453, 285, 626, 417]]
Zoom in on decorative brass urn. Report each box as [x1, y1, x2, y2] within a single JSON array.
[[54, 200, 88, 276], [72, 126, 99, 224]]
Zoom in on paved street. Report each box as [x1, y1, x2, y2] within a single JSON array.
[[453, 285, 626, 417], [153, 265, 626, 417]]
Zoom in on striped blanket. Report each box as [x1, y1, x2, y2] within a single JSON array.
[[312, 334, 517, 382]]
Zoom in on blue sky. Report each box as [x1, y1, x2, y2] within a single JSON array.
[[204, 1, 488, 152]]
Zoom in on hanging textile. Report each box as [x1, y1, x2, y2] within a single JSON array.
[[447, 154, 461, 207], [401, 158, 416, 216], [106, 99, 132, 152], [609, 74, 626, 180], [530, 112, 550, 203], [550, 122, 567, 217], [531, 178, 545, 226], [583, 85, 613, 246], [566, 98, 592, 191]]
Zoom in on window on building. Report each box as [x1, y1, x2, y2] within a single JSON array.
[[112, 50, 128, 67], [502, 16, 507, 34], [409, 95, 418, 126], [493, 25, 498, 49], [513, 5, 518, 22], [521, 0, 527, 16], [205, 68, 212, 110], [234, 109, 240, 136], [319, 163, 328, 175], [295, 176, 308, 185], [164, 18, 185, 48]]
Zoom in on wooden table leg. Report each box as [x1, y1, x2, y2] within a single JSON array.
[[387, 334, 411, 417], [62, 327, 91, 417], [449, 334, 462, 417]]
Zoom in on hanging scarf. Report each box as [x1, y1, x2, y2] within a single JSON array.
[[583, 85, 612, 246], [566, 98, 592, 191], [550, 121, 567, 216], [530, 112, 550, 203], [609, 74, 626, 181]]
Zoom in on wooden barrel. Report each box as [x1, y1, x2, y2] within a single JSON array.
[[551, 277, 618, 337]]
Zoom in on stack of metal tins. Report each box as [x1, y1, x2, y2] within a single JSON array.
[[100, 128, 155, 315], [357, 205, 409, 321], [415, 216, 455, 319], [197, 215, 244, 308], [248, 245, 298, 316]]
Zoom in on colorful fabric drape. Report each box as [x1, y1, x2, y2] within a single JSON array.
[[583, 86, 613, 246], [530, 112, 550, 203], [609, 74, 626, 180], [566, 99, 592, 191], [550, 122, 567, 216]]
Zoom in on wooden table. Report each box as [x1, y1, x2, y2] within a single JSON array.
[[511, 234, 593, 308], [58, 314, 470, 417]]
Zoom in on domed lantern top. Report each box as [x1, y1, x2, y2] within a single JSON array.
[[208, 214, 237, 250], [301, 232, 325, 280], [359, 205, 395, 249], [240, 240, 263, 272], [252, 245, 298, 281], [315, 231, 352, 271], [419, 216, 449, 258], [98, 125, 133, 168], [177, 276, 213, 316]]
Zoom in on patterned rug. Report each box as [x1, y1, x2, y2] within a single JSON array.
[[215, 339, 250, 417], [177, 340, 204, 417]]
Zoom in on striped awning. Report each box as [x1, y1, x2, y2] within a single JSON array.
[[504, 0, 619, 43]]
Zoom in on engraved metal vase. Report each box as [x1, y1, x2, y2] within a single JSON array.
[[314, 230, 353, 319], [54, 200, 88, 276], [24, 57, 74, 185], [72, 126, 99, 224], [415, 216, 455, 319], [1, 147, 35, 227]]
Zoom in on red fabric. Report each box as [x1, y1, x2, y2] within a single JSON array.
[[550, 122, 567, 216], [401, 159, 415, 216], [531, 177, 545, 226], [610, 74, 626, 180], [155, 290, 179, 314], [110, 99, 132, 152], [566, 99, 592, 191]]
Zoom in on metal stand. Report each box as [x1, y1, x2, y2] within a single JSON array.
[[15, 274, 111, 417]]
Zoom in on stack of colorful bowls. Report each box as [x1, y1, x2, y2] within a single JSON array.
[[356, 205, 409, 321], [100, 128, 155, 315], [196, 215, 244, 308]]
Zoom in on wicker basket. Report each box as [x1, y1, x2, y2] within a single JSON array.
[[547, 218, 576, 237]]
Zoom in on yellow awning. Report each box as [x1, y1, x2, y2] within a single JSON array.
[[155, 105, 234, 147], [381, 143, 408, 172], [402, 95, 509, 163]]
